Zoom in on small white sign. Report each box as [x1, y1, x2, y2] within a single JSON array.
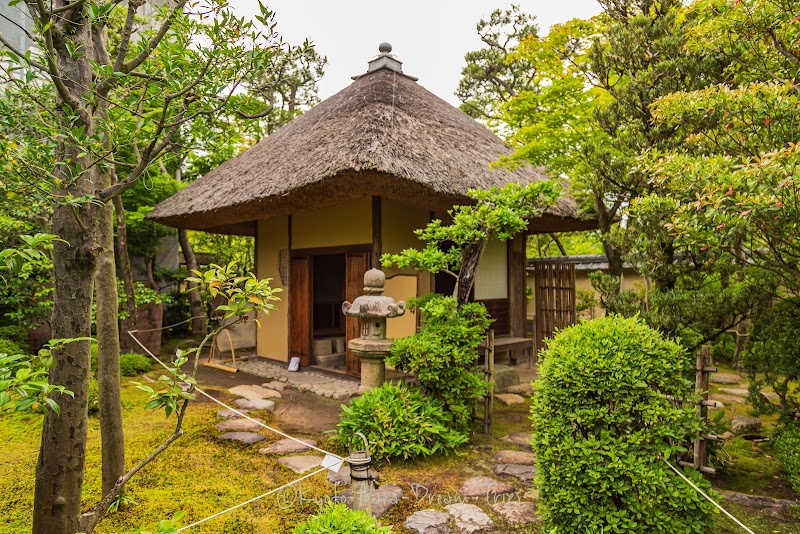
[[321, 454, 344, 473], [288, 356, 300, 372]]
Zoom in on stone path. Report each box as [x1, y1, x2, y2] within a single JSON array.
[[499, 432, 532, 450], [259, 438, 317, 454], [494, 393, 525, 406], [238, 359, 360, 400]]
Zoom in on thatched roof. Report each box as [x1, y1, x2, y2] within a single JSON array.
[[149, 50, 592, 236]]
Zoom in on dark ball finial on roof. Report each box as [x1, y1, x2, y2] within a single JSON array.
[[378, 42, 392, 54]]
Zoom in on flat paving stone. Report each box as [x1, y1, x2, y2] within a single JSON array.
[[502, 383, 533, 395], [500, 432, 533, 451], [719, 387, 749, 397], [277, 455, 323, 473], [337, 484, 403, 518], [405, 509, 452, 534], [259, 438, 317, 455], [459, 476, 515, 498], [444, 503, 494, 533], [711, 373, 742, 385], [495, 393, 526, 406], [215, 418, 264, 432], [493, 464, 535, 483], [710, 394, 745, 405], [217, 432, 265, 445], [233, 398, 276, 411], [492, 501, 540, 524], [261, 381, 287, 391], [216, 408, 248, 419], [493, 450, 536, 465], [229, 384, 282, 400]]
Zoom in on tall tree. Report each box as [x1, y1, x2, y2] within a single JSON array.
[[0, 1, 282, 531], [456, 5, 538, 132]]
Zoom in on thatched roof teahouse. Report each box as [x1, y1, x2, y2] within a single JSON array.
[[150, 44, 593, 377]]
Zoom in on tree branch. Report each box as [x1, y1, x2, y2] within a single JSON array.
[[0, 32, 51, 74], [121, 0, 187, 73]]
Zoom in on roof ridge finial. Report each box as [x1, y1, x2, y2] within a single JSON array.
[[366, 42, 403, 75]]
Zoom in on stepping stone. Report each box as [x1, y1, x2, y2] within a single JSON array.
[[217, 408, 248, 419], [217, 432, 265, 445], [491, 501, 540, 524], [719, 387, 749, 397], [444, 503, 494, 533], [405, 509, 452, 534], [233, 398, 276, 411], [502, 383, 532, 395], [711, 373, 742, 385], [459, 476, 514, 498], [710, 394, 744, 405], [493, 450, 536, 465], [277, 455, 323, 474], [229, 384, 282, 400], [259, 438, 317, 455], [732, 416, 762, 435], [262, 381, 286, 391], [215, 418, 264, 432], [493, 464, 535, 483], [500, 433, 533, 451], [337, 484, 403, 518], [495, 393, 525, 406]]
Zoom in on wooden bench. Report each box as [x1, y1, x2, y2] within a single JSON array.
[[478, 335, 535, 368]]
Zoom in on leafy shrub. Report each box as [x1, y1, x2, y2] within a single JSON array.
[[0, 337, 25, 357], [387, 295, 490, 430], [744, 298, 800, 426], [120, 353, 152, 377], [91, 347, 150, 377], [0, 325, 26, 344], [292, 503, 391, 533], [774, 427, 800, 494], [531, 315, 714, 533], [334, 382, 468, 463]]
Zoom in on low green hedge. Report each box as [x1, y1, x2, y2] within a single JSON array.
[[91, 348, 152, 377]]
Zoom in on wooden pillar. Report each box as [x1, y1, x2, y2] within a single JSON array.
[[508, 235, 526, 338]]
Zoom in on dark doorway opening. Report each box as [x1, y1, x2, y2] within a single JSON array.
[[312, 254, 346, 337]]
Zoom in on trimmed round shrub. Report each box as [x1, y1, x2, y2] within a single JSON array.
[[291, 502, 391, 533], [119, 352, 152, 377], [334, 382, 468, 463], [531, 315, 714, 533], [774, 427, 800, 494]]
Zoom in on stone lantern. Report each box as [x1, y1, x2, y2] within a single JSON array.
[[342, 268, 405, 390]]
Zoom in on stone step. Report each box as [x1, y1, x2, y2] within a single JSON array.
[[233, 398, 276, 411], [215, 418, 264, 433], [259, 438, 318, 455], [229, 384, 282, 400], [216, 408, 248, 419], [459, 476, 514, 498], [499, 432, 532, 451], [495, 393, 525, 406], [493, 464, 535, 483], [445, 503, 494, 533], [491, 501, 540, 525], [493, 450, 536, 465], [277, 455, 323, 474], [217, 432, 265, 445]]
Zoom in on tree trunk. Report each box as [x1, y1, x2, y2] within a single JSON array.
[[33, 19, 96, 534], [96, 171, 125, 497], [596, 198, 624, 282], [178, 228, 206, 335], [114, 194, 137, 353], [454, 240, 488, 308]]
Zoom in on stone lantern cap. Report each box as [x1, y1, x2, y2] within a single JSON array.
[[342, 268, 406, 319]]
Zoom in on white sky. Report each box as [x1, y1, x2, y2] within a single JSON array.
[[231, 1, 603, 105]]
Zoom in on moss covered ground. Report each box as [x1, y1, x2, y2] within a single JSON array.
[[1, 364, 798, 533]]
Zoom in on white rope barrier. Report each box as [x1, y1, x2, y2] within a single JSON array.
[[664, 459, 756, 534], [174, 466, 330, 532]]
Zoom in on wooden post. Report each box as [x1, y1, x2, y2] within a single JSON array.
[[694, 345, 713, 471], [484, 329, 495, 435]]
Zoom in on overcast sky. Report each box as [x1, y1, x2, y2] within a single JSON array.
[[231, 1, 603, 105]]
